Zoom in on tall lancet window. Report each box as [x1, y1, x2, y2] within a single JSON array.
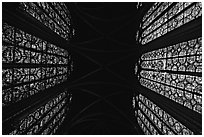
[[140, 37, 202, 114], [9, 91, 72, 135], [2, 22, 71, 106], [19, 2, 72, 41], [141, 2, 201, 45], [137, 94, 193, 135], [3, 2, 73, 135], [133, 2, 202, 135]]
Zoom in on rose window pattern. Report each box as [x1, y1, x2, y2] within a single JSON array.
[[9, 91, 72, 135], [2, 22, 72, 107], [141, 2, 202, 45], [19, 2, 72, 41]]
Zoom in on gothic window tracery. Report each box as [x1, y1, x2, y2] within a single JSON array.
[[134, 2, 202, 135], [19, 2, 72, 41], [2, 2, 73, 135], [141, 2, 201, 45], [136, 94, 194, 135], [9, 91, 72, 135], [2, 22, 72, 107], [139, 37, 202, 114]]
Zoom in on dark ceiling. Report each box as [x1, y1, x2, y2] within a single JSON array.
[[62, 2, 151, 135]]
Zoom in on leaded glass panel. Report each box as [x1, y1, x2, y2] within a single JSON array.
[[141, 2, 201, 45], [19, 2, 72, 41], [2, 22, 72, 107], [9, 91, 71, 135], [138, 109, 159, 135], [142, 2, 161, 23], [137, 94, 194, 135], [139, 37, 202, 114]]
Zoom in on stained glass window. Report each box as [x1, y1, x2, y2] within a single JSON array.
[[136, 2, 143, 9], [142, 2, 161, 22], [134, 63, 138, 75], [19, 2, 72, 41], [2, 22, 72, 107], [135, 31, 139, 42], [133, 95, 139, 118], [141, 2, 202, 45], [137, 94, 194, 135], [139, 37, 202, 114], [134, 2, 201, 134], [8, 91, 72, 135]]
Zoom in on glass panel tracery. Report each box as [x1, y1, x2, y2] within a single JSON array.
[[135, 3, 202, 134], [139, 37, 202, 114], [2, 22, 72, 107], [141, 2, 202, 45], [9, 91, 72, 135], [142, 2, 161, 23], [138, 109, 159, 135], [19, 2, 72, 41], [137, 94, 194, 135]]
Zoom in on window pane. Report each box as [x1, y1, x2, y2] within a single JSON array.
[[2, 22, 72, 106], [19, 2, 72, 41], [141, 2, 201, 45], [139, 37, 202, 114], [137, 94, 194, 135], [9, 91, 72, 135]]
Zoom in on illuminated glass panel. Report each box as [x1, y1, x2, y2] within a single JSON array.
[[141, 37, 202, 72], [136, 2, 143, 9], [134, 63, 138, 75], [138, 109, 159, 135], [132, 96, 136, 109], [132, 97, 137, 119], [19, 2, 72, 41], [135, 30, 139, 42], [9, 91, 71, 135], [142, 2, 161, 23], [138, 94, 194, 135], [2, 22, 72, 107], [137, 116, 151, 135], [139, 37, 202, 114], [133, 95, 139, 119], [141, 2, 201, 45], [142, 2, 171, 30]]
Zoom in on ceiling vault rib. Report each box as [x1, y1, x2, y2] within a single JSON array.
[[65, 2, 143, 134], [75, 7, 110, 22], [107, 13, 136, 36], [105, 67, 133, 87], [103, 97, 136, 128], [71, 113, 105, 125], [71, 42, 138, 53], [71, 42, 137, 70], [107, 37, 137, 48], [74, 88, 101, 97], [80, 6, 105, 10], [71, 68, 102, 84], [70, 91, 121, 123], [78, 4, 135, 22], [69, 81, 132, 90], [70, 89, 135, 130], [73, 3, 104, 36], [71, 112, 131, 129], [70, 47, 136, 89], [73, 37, 103, 45], [107, 51, 136, 66], [72, 49, 102, 66], [71, 118, 99, 128]]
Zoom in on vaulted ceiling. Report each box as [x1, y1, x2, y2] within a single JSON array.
[[62, 2, 151, 134]]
